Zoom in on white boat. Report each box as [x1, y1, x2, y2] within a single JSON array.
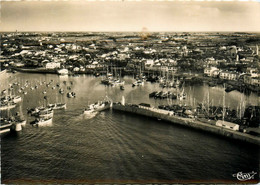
[[83, 100, 111, 114], [48, 103, 66, 110], [31, 117, 53, 126], [67, 92, 76, 98], [0, 118, 25, 135], [37, 109, 54, 118], [29, 107, 52, 116], [132, 80, 144, 87], [83, 108, 95, 114], [54, 103, 66, 109], [0, 121, 12, 135], [12, 96, 22, 103], [0, 102, 16, 110], [57, 69, 69, 75], [112, 80, 125, 87]]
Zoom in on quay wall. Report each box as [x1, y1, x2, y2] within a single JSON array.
[[13, 67, 57, 74], [112, 104, 260, 146]]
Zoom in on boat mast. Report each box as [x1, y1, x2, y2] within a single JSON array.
[[222, 83, 225, 123], [207, 88, 210, 116]]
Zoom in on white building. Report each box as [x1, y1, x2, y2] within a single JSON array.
[[45, 62, 60, 69], [204, 67, 219, 77], [219, 71, 239, 81]]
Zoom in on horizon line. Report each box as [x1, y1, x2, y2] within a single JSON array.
[[1, 30, 260, 33]]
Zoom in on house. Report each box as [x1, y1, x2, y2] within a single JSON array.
[[204, 67, 219, 77], [45, 62, 60, 69], [219, 71, 239, 81], [216, 120, 239, 131], [246, 68, 258, 78], [251, 77, 260, 87], [244, 75, 260, 87], [206, 57, 218, 66]]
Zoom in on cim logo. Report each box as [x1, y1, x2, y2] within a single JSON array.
[[233, 171, 257, 181]]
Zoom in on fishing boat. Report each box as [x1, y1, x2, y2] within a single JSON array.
[[36, 109, 54, 118], [112, 79, 125, 87], [101, 68, 114, 85], [48, 103, 66, 110], [0, 102, 16, 110], [83, 107, 95, 114], [67, 92, 76, 98], [59, 88, 64, 94], [30, 117, 53, 126], [0, 118, 12, 135], [0, 117, 25, 136], [57, 69, 69, 75], [1, 89, 7, 95], [132, 79, 144, 87], [27, 106, 47, 115], [83, 99, 112, 114], [12, 96, 22, 103]]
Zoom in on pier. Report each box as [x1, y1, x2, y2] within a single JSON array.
[[112, 103, 260, 146]]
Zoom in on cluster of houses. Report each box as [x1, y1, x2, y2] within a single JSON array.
[[1, 33, 259, 88], [205, 66, 259, 87], [203, 44, 259, 87]]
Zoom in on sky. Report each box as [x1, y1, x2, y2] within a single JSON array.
[[0, 1, 260, 32]]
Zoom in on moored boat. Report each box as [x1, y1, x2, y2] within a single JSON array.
[[0, 117, 25, 136], [30, 117, 53, 126], [12, 96, 22, 103], [36, 109, 54, 118], [48, 103, 66, 110], [83, 100, 112, 114], [67, 92, 76, 98], [83, 107, 95, 114], [0, 102, 16, 110], [57, 69, 69, 75], [132, 79, 144, 87]]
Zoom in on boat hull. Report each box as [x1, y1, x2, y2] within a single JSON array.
[[38, 112, 54, 118], [0, 104, 16, 110]]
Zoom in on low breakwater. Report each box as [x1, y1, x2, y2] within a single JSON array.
[[112, 103, 260, 146]]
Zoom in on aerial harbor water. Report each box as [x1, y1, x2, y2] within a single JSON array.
[[1, 72, 259, 183]]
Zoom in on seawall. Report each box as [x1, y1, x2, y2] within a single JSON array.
[[13, 67, 57, 74], [112, 103, 260, 146]]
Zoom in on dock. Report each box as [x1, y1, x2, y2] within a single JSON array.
[[112, 103, 260, 146]]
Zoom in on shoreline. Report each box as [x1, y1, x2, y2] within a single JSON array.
[[112, 103, 260, 146], [11, 67, 260, 93]]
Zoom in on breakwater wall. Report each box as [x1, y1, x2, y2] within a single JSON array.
[[112, 103, 260, 146]]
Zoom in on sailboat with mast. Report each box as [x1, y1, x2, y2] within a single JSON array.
[[83, 96, 112, 114], [48, 91, 66, 110], [111, 67, 125, 87], [30, 96, 53, 126], [0, 88, 17, 110], [215, 84, 240, 131], [0, 104, 25, 136], [177, 81, 186, 100], [132, 66, 145, 87]]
